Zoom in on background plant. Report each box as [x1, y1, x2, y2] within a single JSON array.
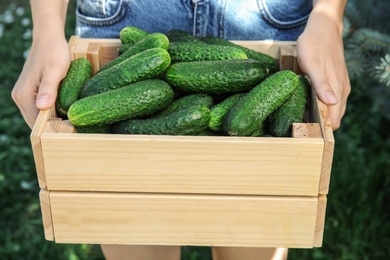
[[289, 1, 390, 259], [0, 1, 389, 259]]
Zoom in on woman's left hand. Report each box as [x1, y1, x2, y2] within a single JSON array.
[[296, 0, 350, 130]]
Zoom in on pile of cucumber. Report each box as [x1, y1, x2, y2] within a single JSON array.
[[56, 26, 310, 137]]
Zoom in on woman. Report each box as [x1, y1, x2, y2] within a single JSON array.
[[12, 0, 350, 259]]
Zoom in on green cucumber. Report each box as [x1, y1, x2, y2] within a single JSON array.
[[197, 129, 223, 136], [201, 36, 278, 72], [223, 70, 300, 136], [250, 121, 267, 137], [80, 48, 171, 98], [153, 93, 214, 118], [166, 29, 203, 43], [269, 76, 310, 137], [98, 33, 170, 73], [168, 42, 247, 62], [119, 26, 149, 44], [76, 124, 112, 134], [165, 59, 269, 95], [208, 93, 245, 132], [112, 105, 211, 136], [68, 79, 174, 127], [55, 58, 92, 117], [118, 42, 135, 56]]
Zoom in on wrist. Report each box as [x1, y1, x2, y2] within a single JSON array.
[[311, 0, 346, 34], [30, 0, 68, 39], [32, 18, 66, 40]]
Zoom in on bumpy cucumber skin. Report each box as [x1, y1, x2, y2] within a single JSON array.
[[165, 59, 269, 95], [68, 79, 174, 127], [153, 93, 214, 118], [197, 129, 223, 136], [201, 36, 278, 73], [76, 124, 112, 134], [118, 42, 134, 55], [269, 76, 310, 137], [98, 33, 170, 73], [208, 93, 245, 132], [223, 70, 300, 136], [166, 29, 204, 43], [80, 48, 171, 98], [55, 58, 92, 117], [168, 42, 247, 62], [119, 26, 149, 44], [112, 105, 211, 136], [250, 121, 267, 137]]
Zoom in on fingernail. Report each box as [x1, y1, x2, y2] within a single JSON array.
[[36, 95, 51, 108], [325, 92, 338, 104]]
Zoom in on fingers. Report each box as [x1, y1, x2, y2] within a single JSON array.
[[12, 82, 38, 129], [12, 61, 69, 129], [306, 69, 342, 130], [11, 34, 71, 129], [308, 72, 339, 105], [297, 45, 350, 130], [36, 65, 67, 110], [307, 76, 344, 130], [295, 11, 352, 131], [307, 59, 350, 130]]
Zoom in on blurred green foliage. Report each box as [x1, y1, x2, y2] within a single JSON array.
[[289, 1, 390, 259], [0, 1, 389, 260]]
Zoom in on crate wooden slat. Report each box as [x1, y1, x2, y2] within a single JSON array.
[[39, 189, 54, 241], [310, 89, 335, 195], [46, 190, 324, 248], [39, 129, 323, 196], [31, 36, 335, 248]]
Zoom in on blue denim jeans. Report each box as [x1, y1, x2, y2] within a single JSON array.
[[76, 0, 312, 40]]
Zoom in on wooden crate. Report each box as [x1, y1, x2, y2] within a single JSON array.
[[31, 36, 334, 248]]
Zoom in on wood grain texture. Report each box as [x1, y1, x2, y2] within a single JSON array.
[[86, 42, 101, 75], [30, 106, 57, 188], [69, 36, 121, 68], [279, 45, 295, 71], [292, 123, 322, 138], [39, 189, 54, 241], [29, 39, 335, 248], [40, 133, 324, 196], [310, 91, 335, 195], [49, 191, 319, 248], [313, 195, 327, 247]]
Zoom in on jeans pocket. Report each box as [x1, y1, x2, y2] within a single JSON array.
[[76, 0, 127, 26], [257, 0, 312, 29]]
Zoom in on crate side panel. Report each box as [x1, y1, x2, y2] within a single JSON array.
[[310, 92, 335, 194], [50, 191, 318, 248], [41, 134, 323, 196], [30, 106, 58, 188], [313, 194, 327, 247], [39, 189, 54, 241]]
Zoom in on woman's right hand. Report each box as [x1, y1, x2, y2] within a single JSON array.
[[12, 33, 71, 129], [12, 0, 70, 129]]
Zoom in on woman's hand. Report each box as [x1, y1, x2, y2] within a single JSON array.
[[12, 0, 70, 129], [12, 35, 71, 129], [296, 0, 350, 130]]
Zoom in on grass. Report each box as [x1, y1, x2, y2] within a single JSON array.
[[0, 1, 389, 260]]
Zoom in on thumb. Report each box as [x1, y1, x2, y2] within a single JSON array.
[[36, 68, 66, 110], [315, 82, 339, 106], [307, 71, 338, 106]]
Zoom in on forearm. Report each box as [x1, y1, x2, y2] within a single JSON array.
[[31, 0, 69, 39], [295, 0, 350, 130], [11, 0, 71, 129], [312, 0, 347, 34]]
